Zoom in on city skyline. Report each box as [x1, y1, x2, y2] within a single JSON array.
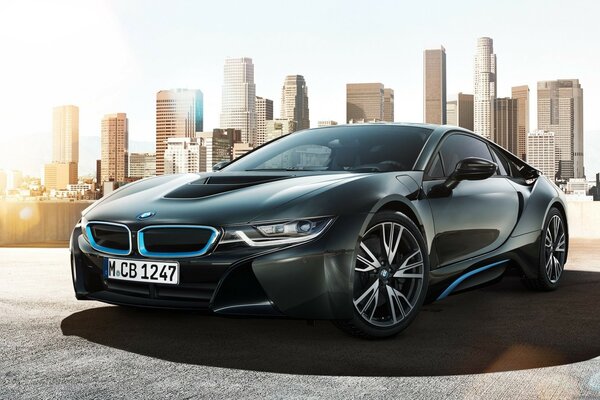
[[1, 0, 600, 177]]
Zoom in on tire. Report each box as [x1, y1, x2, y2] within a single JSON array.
[[333, 211, 430, 339], [523, 207, 567, 291]]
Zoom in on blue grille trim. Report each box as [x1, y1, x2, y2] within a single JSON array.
[[84, 221, 132, 256], [137, 225, 220, 258]]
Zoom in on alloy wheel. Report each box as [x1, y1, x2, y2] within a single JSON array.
[[353, 222, 425, 327], [544, 214, 566, 284]]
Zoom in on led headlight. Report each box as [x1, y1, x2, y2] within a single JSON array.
[[221, 217, 334, 247]]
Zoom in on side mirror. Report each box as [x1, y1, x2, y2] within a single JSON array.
[[212, 160, 230, 171], [429, 157, 497, 198]]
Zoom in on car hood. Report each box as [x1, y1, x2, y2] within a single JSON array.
[[83, 172, 367, 227]]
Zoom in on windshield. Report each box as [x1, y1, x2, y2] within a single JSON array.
[[224, 125, 432, 173]]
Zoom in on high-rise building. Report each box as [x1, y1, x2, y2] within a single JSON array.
[[232, 142, 253, 160], [527, 130, 556, 179], [164, 138, 202, 174], [318, 120, 338, 127], [511, 85, 529, 160], [101, 113, 129, 184], [44, 162, 77, 191], [456, 93, 474, 131], [423, 46, 446, 124], [128, 152, 156, 178], [383, 88, 394, 122], [155, 89, 203, 175], [474, 37, 497, 140], [255, 96, 274, 147], [220, 57, 256, 144], [197, 131, 231, 172], [52, 105, 79, 183], [281, 75, 310, 131], [266, 119, 297, 143], [446, 101, 457, 125], [537, 79, 584, 179], [445, 93, 474, 130], [346, 83, 385, 123], [494, 98, 518, 155]]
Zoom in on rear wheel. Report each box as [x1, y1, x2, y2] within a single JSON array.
[[333, 211, 429, 339], [523, 208, 567, 291]]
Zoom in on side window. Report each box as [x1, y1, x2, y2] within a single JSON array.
[[428, 153, 445, 178], [491, 147, 510, 176], [439, 134, 494, 175]]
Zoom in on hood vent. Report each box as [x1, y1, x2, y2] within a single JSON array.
[[164, 175, 289, 199]]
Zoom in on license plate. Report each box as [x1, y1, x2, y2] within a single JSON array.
[[104, 258, 179, 285]]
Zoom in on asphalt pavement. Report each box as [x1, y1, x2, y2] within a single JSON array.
[[1, 240, 600, 399]]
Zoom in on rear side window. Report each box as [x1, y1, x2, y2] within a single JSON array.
[[439, 134, 493, 175], [491, 147, 510, 176]]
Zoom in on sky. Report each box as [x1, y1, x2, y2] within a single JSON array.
[[0, 0, 599, 176]]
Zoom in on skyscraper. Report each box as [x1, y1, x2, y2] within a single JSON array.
[[494, 98, 518, 155], [266, 119, 297, 143], [474, 37, 497, 140], [197, 131, 231, 172], [446, 101, 457, 125], [164, 138, 202, 174], [423, 46, 446, 124], [155, 89, 203, 175], [445, 93, 474, 130], [281, 75, 310, 131], [346, 83, 384, 123], [537, 79, 583, 179], [511, 85, 530, 160], [527, 130, 556, 179], [220, 57, 256, 144], [129, 152, 156, 179], [101, 113, 129, 184], [456, 93, 474, 131], [383, 88, 394, 122], [51, 105, 79, 183], [255, 96, 274, 147]]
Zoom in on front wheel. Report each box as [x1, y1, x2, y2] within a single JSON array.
[[333, 211, 429, 339], [523, 207, 567, 291]]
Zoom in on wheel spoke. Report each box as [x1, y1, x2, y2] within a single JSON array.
[[356, 242, 381, 272], [545, 230, 553, 248], [381, 224, 403, 266], [393, 261, 424, 279], [555, 233, 566, 252], [386, 285, 406, 323], [353, 280, 379, 310], [545, 253, 552, 276]]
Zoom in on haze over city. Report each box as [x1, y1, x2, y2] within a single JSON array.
[[0, 0, 599, 176]]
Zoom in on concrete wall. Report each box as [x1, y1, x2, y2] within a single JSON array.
[[566, 201, 600, 239], [0, 199, 599, 246], [0, 201, 92, 245]]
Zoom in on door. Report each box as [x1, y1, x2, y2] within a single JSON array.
[[423, 133, 520, 267]]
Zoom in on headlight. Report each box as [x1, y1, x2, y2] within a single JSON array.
[[221, 217, 334, 247]]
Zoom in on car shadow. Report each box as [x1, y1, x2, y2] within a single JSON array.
[[61, 270, 600, 376]]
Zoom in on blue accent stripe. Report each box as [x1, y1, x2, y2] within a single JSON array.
[[436, 259, 510, 301]]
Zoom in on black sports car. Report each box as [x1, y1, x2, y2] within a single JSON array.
[[71, 123, 569, 338]]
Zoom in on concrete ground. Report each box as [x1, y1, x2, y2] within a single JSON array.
[[1, 240, 599, 399]]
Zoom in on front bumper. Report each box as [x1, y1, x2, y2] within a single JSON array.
[[70, 214, 366, 320]]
